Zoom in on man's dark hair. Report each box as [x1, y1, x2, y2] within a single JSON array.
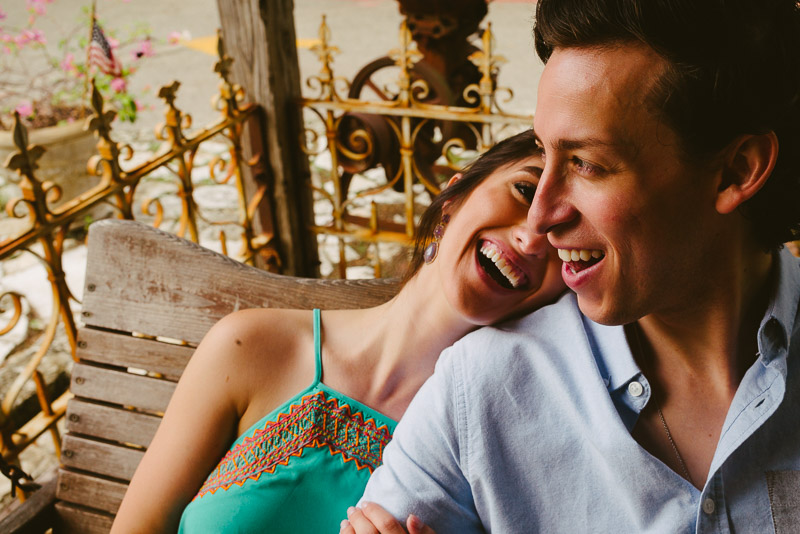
[[533, 0, 800, 248], [404, 129, 540, 281]]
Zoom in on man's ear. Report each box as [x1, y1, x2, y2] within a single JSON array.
[[716, 132, 778, 214], [444, 173, 463, 190]]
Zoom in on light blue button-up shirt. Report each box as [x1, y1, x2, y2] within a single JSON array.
[[362, 249, 800, 533]]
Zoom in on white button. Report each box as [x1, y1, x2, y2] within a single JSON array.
[[628, 381, 644, 397], [702, 498, 715, 514]]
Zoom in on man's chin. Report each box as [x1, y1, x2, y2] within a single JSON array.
[[576, 296, 636, 326]]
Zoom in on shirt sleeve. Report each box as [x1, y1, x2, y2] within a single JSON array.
[[359, 347, 484, 533]]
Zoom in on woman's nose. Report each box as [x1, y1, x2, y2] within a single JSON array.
[[513, 221, 550, 257]]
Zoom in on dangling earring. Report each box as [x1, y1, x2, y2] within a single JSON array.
[[423, 213, 450, 264]]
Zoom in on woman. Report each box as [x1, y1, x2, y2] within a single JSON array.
[[111, 130, 565, 533]]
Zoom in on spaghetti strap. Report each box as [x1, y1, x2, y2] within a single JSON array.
[[313, 309, 322, 384]]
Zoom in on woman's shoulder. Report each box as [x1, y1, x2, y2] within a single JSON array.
[[210, 307, 310, 338], [193, 308, 318, 432], [202, 308, 314, 366]]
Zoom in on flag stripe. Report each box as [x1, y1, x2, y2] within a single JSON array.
[[89, 21, 121, 76]]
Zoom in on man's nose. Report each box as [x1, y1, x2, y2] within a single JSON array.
[[528, 165, 575, 235]]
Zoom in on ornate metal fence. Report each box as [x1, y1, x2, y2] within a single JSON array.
[[0, 34, 274, 492], [0, 15, 541, 499], [301, 18, 535, 279]]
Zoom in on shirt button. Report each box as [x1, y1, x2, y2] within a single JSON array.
[[628, 381, 644, 397], [702, 498, 715, 514]]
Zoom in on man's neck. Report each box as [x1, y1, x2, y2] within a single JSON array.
[[630, 245, 775, 488], [638, 246, 774, 389]]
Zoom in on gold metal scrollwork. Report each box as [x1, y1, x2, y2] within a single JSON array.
[[0, 292, 24, 337], [0, 28, 271, 474], [301, 15, 534, 278]]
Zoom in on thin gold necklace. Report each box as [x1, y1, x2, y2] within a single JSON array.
[[631, 324, 694, 486]]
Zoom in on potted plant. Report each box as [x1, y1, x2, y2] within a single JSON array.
[[0, 0, 179, 231]]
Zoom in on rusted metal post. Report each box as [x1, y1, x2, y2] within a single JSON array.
[[217, 0, 319, 276]]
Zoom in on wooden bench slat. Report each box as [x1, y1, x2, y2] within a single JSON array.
[[77, 328, 195, 381], [0, 472, 57, 533], [56, 469, 127, 514], [61, 435, 145, 482], [55, 502, 114, 534], [66, 398, 161, 448], [71, 363, 176, 414], [82, 220, 399, 343]]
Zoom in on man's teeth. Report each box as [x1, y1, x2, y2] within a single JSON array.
[[480, 242, 522, 288], [557, 248, 604, 262]]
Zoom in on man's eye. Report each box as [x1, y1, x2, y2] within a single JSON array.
[[514, 182, 536, 203], [572, 157, 601, 176]]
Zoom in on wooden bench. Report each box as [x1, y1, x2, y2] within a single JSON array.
[[0, 219, 400, 533]]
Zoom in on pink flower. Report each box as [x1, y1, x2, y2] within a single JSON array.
[[15, 29, 45, 46], [132, 38, 154, 59], [110, 77, 127, 93], [60, 52, 76, 73], [15, 101, 33, 118], [0, 8, 7, 20], [26, 0, 50, 16], [108, 36, 120, 50], [167, 31, 182, 45]]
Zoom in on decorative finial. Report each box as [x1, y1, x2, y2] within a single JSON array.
[[214, 29, 234, 88], [3, 112, 45, 178]]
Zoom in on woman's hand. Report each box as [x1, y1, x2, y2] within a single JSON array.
[[340, 502, 436, 534]]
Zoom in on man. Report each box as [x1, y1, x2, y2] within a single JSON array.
[[342, 0, 800, 532]]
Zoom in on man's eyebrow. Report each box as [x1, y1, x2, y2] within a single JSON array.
[[531, 128, 635, 154]]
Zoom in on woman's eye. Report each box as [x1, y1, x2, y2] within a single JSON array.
[[514, 182, 536, 203]]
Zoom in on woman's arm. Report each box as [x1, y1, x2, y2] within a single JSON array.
[[111, 309, 307, 533]]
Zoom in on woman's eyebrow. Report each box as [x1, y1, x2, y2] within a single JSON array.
[[520, 165, 543, 178]]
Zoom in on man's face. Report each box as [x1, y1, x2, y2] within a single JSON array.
[[529, 44, 722, 326]]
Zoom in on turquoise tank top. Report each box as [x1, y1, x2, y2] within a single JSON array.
[[178, 309, 397, 533]]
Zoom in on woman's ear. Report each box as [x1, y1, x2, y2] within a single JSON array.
[[716, 132, 778, 214], [444, 173, 463, 190]]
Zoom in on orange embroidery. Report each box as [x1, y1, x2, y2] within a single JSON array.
[[194, 391, 393, 499]]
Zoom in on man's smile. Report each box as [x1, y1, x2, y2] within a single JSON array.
[[557, 248, 605, 274]]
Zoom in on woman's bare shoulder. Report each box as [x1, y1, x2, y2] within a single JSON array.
[[200, 308, 313, 367], [196, 308, 317, 427]]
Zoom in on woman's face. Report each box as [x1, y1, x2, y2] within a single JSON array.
[[434, 155, 567, 325]]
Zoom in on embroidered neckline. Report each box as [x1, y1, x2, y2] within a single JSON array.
[[194, 390, 394, 499]]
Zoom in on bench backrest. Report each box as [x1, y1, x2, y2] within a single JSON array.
[[54, 220, 400, 533]]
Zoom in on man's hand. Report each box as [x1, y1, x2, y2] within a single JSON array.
[[340, 502, 436, 534]]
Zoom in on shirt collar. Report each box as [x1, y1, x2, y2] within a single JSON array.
[[582, 315, 639, 393], [757, 247, 800, 364]]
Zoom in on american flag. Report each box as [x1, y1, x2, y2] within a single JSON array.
[[88, 21, 121, 76]]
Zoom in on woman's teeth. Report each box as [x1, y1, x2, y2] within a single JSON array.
[[480, 242, 522, 288], [557, 248, 604, 262]]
